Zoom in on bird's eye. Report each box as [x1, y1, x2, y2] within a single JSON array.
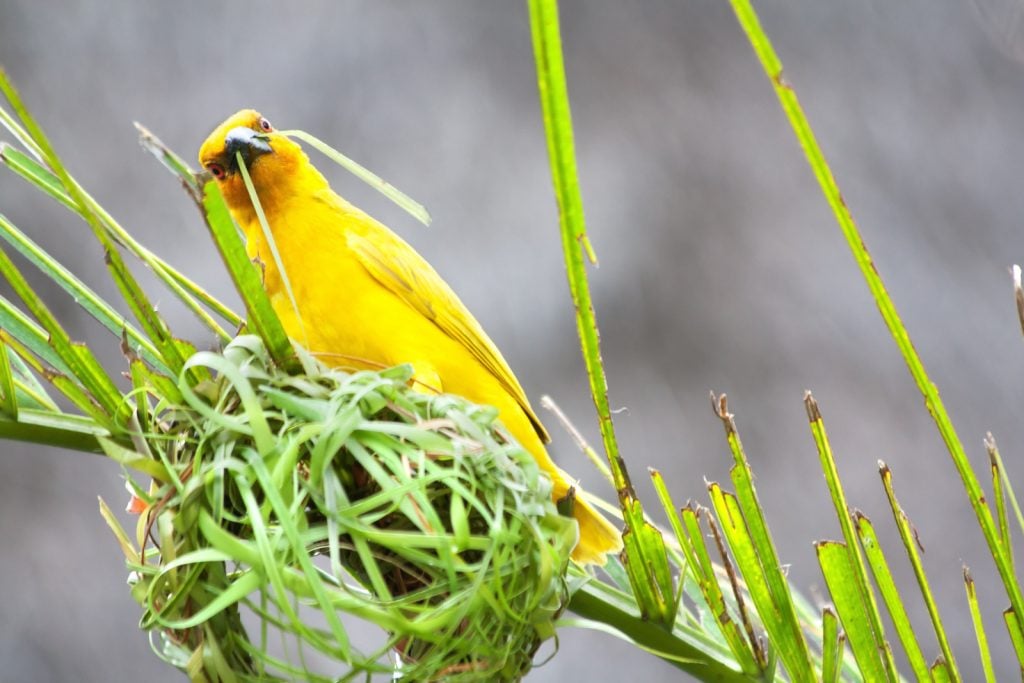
[[258, 117, 273, 132], [208, 163, 226, 180]]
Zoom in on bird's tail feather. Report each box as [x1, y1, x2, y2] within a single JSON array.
[[569, 495, 623, 565]]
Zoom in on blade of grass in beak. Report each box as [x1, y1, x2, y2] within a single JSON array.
[[278, 129, 431, 227], [236, 152, 308, 349]]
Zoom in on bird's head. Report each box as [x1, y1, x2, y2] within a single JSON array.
[[198, 109, 322, 217]]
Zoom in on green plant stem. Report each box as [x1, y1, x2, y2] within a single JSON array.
[[199, 183, 295, 370], [0, 213, 168, 373], [0, 71, 192, 386], [726, 0, 1024, 636], [526, 0, 634, 504], [0, 339, 16, 417], [568, 582, 752, 682], [964, 568, 997, 683], [804, 395, 899, 679], [0, 244, 121, 421], [528, 0, 686, 636], [987, 434, 1024, 551], [820, 608, 841, 683], [0, 409, 104, 452], [852, 513, 929, 680], [879, 464, 960, 679], [710, 397, 815, 681]]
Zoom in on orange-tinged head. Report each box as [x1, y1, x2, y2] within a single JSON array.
[[198, 109, 326, 219]]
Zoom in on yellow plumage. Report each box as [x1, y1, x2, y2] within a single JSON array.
[[199, 109, 621, 564]]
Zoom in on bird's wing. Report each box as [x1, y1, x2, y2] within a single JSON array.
[[347, 227, 551, 443]]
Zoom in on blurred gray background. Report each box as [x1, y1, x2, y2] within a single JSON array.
[[1, 0, 1023, 680]]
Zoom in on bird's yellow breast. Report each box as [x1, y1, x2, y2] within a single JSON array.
[[243, 192, 480, 391]]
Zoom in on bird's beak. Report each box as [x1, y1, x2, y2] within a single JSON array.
[[224, 126, 272, 170]]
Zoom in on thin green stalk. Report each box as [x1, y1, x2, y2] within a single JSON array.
[[712, 396, 815, 682], [986, 434, 1024, 548], [0, 142, 237, 339], [132, 122, 245, 329], [1004, 608, 1024, 667], [0, 244, 123, 420], [81, 191, 234, 340], [0, 214, 168, 372], [879, 463, 959, 679], [0, 408, 104, 452], [0, 329, 115, 429], [134, 122, 201, 201], [0, 102, 42, 159], [816, 541, 888, 681], [11, 374, 52, 411], [991, 450, 1013, 572], [528, 0, 679, 633], [526, 0, 633, 502], [852, 513, 929, 680], [236, 152, 307, 349], [804, 395, 899, 680], [964, 568, 997, 683], [0, 70, 194, 384], [568, 579, 753, 682], [199, 182, 295, 370], [7, 345, 57, 410], [820, 608, 841, 683], [650, 471, 762, 674], [0, 294, 73, 376], [0, 339, 17, 417], [727, 0, 1024, 640]]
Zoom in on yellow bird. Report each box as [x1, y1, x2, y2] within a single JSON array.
[[198, 109, 622, 565]]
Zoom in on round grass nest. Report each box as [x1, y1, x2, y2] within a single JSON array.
[[122, 335, 576, 682]]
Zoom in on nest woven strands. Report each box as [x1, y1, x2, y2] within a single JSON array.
[[120, 336, 576, 682]]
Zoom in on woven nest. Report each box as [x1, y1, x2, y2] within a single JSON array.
[[122, 335, 576, 682]]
